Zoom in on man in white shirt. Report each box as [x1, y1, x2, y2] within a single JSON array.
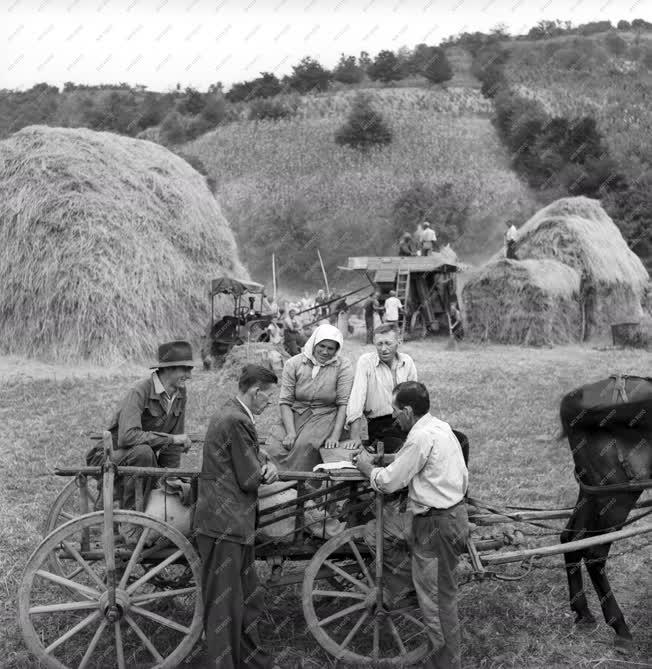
[[347, 324, 417, 453], [355, 381, 469, 669], [421, 221, 437, 256], [383, 290, 402, 330]]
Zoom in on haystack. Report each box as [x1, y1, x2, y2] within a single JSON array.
[[512, 197, 649, 332], [462, 258, 581, 345], [0, 125, 247, 363]]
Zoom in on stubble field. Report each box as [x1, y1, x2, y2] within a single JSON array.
[[1, 338, 650, 668]]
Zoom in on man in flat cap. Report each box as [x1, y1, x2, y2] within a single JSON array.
[[97, 340, 195, 509]]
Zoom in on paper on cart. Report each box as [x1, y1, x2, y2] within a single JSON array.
[[313, 461, 358, 471]]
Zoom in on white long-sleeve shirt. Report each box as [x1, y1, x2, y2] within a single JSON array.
[[346, 352, 417, 425], [369, 413, 468, 513]]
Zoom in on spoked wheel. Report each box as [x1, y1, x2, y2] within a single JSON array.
[[45, 477, 102, 534], [409, 311, 427, 340], [19, 510, 203, 669], [45, 477, 105, 583], [302, 526, 430, 667]]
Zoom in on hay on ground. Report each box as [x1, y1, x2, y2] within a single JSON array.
[[0, 125, 246, 363], [511, 196, 648, 332], [462, 258, 581, 345], [219, 342, 289, 383]]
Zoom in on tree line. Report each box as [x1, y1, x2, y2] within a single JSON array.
[[473, 40, 652, 270]]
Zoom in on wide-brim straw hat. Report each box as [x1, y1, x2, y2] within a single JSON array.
[[150, 340, 195, 369]]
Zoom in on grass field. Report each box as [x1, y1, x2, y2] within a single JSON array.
[[2, 338, 650, 668]]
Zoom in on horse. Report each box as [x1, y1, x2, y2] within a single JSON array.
[[559, 374, 652, 649]]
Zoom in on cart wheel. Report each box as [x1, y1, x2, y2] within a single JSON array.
[[45, 478, 106, 584], [302, 526, 430, 666], [410, 311, 427, 340], [45, 478, 102, 535], [19, 510, 203, 669]]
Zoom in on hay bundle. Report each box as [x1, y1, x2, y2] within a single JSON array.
[[513, 197, 649, 331], [462, 258, 581, 345], [0, 125, 246, 362]]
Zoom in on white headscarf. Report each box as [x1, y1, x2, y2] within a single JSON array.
[[302, 323, 344, 379]]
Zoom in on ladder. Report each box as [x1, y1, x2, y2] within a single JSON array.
[[396, 269, 410, 339]]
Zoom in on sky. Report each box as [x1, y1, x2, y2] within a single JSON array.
[[2, 0, 651, 92]]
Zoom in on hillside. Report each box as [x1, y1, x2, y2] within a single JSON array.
[[503, 33, 652, 180], [183, 86, 539, 288]]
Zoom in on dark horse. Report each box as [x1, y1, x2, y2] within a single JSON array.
[[559, 374, 652, 648]]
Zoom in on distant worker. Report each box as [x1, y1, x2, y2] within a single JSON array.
[[505, 221, 518, 259], [450, 301, 464, 340], [414, 222, 425, 255], [421, 221, 437, 256], [383, 290, 403, 330], [363, 291, 381, 344], [398, 232, 414, 257], [315, 289, 329, 322], [283, 308, 304, 356]]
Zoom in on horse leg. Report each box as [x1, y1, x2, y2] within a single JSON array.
[[584, 495, 639, 647], [561, 495, 595, 625]]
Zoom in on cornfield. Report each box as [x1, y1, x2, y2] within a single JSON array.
[[185, 86, 537, 284]]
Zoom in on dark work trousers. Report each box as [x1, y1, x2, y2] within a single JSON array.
[[117, 444, 180, 510], [196, 534, 272, 669], [365, 317, 375, 344], [506, 240, 517, 259], [412, 503, 469, 669], [88, 443, 181, 510], [367, 415, 406, 454]]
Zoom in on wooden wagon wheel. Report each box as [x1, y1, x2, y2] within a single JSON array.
[[19, 510, 203, 669], [44, 477, 105, 585], [409, 310, 427, 340], [302, 526, 430, 667], [45, 477, 102, 534]]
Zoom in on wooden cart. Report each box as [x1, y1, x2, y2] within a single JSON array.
[[20, 436, 652, 668]]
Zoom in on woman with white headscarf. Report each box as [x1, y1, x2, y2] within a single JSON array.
[[271, 323, 353, 472]]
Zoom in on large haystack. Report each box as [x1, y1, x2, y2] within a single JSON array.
[[512, 197, 649, 331], [462, 258, 581, 345], [0, 126, 246, 362]]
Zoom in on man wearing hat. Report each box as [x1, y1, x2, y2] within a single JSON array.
[[103, 340, 195, 509]]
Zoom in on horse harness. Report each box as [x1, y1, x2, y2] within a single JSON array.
[[576, 374, 652, 496]]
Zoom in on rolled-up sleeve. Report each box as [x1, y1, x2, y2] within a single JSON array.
[[368, 435, 429, 494], [279, 357, 298, 407], [336, 359, 354, 407], [346, 357, 370, 425]]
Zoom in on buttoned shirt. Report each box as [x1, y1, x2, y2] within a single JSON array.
[[236, 397, 255, 424], [383, 297, 402, 322], [152, 372, 176, 414], [369, 413, 468, 513], [346, 351, 417, 425]]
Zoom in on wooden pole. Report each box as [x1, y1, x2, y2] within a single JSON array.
[[317, 249, 330, 296], [272, 253, 277, 303], [481, 523, 652, 565]]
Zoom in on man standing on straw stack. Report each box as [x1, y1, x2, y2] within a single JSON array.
[[505, 220, 518, 259]]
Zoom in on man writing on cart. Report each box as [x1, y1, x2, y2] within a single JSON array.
[[354, 381, 469, 669]]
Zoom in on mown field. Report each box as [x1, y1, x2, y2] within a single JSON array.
[[184, 87, 539, 285], [2, 338, 650, 668]]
